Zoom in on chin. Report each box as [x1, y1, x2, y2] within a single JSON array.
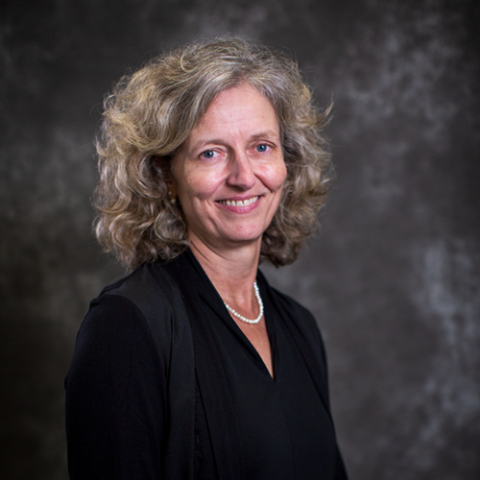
[[228, 221, 273, 242], [221, 230, 265, 245]]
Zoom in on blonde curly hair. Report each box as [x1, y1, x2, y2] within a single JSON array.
[[94, 37, 331, 269]]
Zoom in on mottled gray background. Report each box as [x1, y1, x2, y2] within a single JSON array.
[[1, 0, 479, 479]]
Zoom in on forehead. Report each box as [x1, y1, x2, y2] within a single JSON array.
[[191, 83, 279, 138]]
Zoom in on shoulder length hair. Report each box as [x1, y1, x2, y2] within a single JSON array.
[[94, 37, 331, 269]]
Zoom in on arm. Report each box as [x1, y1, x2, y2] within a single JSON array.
[[65, 294, 168, 479]]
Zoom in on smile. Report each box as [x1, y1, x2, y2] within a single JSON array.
[[218, 196, 259, 207]]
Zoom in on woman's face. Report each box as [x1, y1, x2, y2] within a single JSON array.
[[172, 83, 287, 252]]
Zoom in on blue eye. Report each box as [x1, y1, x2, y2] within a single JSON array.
[[256, 144, 268, 153], [202, 150, 215, 159]]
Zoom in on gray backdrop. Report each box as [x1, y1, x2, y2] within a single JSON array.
[[1, 0, 479, 479]]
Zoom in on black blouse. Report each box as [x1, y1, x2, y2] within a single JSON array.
[[165, 250, 342, 480]]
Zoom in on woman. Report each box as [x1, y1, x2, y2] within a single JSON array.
[[65, 38, 347, 480]]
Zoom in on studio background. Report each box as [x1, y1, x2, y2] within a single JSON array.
[[1, 0, 479, 479]]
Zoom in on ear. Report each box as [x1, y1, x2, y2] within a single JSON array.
[[167, 179, 178, 200], [151, 155, 177, 196], [166, 163, 178, 199]]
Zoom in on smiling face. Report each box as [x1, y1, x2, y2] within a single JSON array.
[[171, 83, 287, 252]]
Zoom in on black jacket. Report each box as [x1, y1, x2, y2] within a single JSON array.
[[65, 249, 347, 479]]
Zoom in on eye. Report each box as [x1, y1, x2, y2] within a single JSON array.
[[256, 144, 269, 153], [201, 150, 216, 159]]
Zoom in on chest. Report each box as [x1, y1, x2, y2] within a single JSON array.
[[194, 300, 338, 480], [234, 318, 274, 377]]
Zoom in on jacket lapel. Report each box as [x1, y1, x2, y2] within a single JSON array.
[[163, 251, 246, 480]]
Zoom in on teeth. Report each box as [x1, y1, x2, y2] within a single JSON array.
[[221, 196, 258, 207]]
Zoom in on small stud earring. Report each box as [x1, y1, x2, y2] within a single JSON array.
[[168, 191, 176, 205]]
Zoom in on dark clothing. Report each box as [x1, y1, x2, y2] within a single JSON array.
[[66, 249, 347, 480]]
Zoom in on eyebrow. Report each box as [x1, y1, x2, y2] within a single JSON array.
[[188, 131, 280, 152]]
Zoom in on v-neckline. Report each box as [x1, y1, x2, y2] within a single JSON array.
[[184, 248, 277, 381]]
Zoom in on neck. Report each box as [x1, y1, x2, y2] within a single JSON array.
[[189, 234, 261, 308]]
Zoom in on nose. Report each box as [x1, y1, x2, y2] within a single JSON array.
[[226, 151, 256, 190]]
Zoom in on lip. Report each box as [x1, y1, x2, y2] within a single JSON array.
[[215, 195, 262, 213]]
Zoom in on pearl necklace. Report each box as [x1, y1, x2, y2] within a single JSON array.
[[223, 281, 264, 324]]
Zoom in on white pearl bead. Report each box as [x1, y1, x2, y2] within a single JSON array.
[[223, 281, 264, 324]]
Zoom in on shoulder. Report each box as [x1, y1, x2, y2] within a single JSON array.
[[268, 285, 315, 322], [260, 273, 321, 337], [100, 262, 175, 304], [93, 262, 181, 325], [68, 264, 180, 393], [258, 270, 328, 363], [77, 262, 180, 363]]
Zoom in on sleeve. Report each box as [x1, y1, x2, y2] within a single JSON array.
[[65, 294, 168, 480]]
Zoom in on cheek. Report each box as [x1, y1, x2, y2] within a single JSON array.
[[280, 161, 288, 183], [269, 161, 288, 191], [177, 169, 222, 204]]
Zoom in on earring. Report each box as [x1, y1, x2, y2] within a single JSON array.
[[168, 191, 176, 205]]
